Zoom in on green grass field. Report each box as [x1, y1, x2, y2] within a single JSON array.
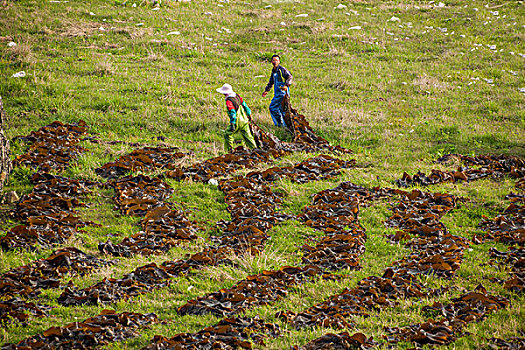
[[1, 0, 524, 349]]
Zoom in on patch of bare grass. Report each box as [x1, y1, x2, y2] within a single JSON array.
[[6, 42, 36, 65]]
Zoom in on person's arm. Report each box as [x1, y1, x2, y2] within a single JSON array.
[[281, 66, 293, 87], [241, 101, 252, 121], [263, 72, 274, 96]]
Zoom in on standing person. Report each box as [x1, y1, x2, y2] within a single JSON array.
[[216, 83, 257, 153], [262, 54, 293, 128]]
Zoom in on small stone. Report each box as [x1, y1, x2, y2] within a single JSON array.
[[4, 191, 19, 204]]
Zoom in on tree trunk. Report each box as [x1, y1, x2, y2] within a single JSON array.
[[0, 96, 12, 191]]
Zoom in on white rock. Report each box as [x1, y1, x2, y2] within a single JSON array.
[[489, 45, 496, 50], [335, 4, 347, 9], [264, 5, 271, 8], [519, 88, 525, 93], [349, 26, 362, 30], [389, 16, 400, 22], [167, 31, 180, 35], [280, 21, 286, 26], [483, 78, 494, 84], [7, 42, 16, 47], [4, 191, 19, 204], [99, 26, 105, 30], [254, 75, 264, 78], [132, 3, 136, 7], [152, 7, 160, 10], [89, 11, 95, 15], [295, 13, 308, 17], [204, 11, 213, 15], [208, 178, 219, 186], [436, 2, 445, 7], [136, 23, 144, 26], [12, 71, 26, 78]]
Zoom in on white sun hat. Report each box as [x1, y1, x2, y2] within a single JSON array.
[[216, 83, 234, 94]]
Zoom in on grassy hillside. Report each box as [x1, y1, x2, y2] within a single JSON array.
[[1, 0, 524, 349]]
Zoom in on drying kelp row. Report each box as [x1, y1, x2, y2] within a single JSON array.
[[108, 174, 174, 217], [58, 155, 353, 307], [385, 190, 469, 279], [178, 265, 335, 317], [486, 336, 525, 350], [489, 246, 525, 294], [479, 194, 524, 246], [140, 316, 280, 350], [280, 96, 352, 155], [0, 247, 113, 325], [100, 205, 200, 257], [13, 120, 88, 172], [292, 332, 378, 350], [0, 247, 113, 299], [2, 120, 95, 251], [165, 148, 274, 183], [0, 173, 98, 251], [277, 267, 431, 330], [396, 154, 525, 188], [172, 156, 355, 317], [0, 298, 52, 327], [298, 181, 396, 271], [380, 190, 512, 346], [385, 284, 509, 346], [97, 174, 201, 256], [277, 188, 471, 342], [95, 146, 189, 179], [2, 310, 157, 350]]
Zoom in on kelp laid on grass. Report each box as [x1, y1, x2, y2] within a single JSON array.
[[95, 146, 189, 179], [177, 265, 333, 317], [165, 148, 274, 183], [396, 154, 525, 188], [61, 155, 354, 306], [0, 173, 99, 251], [384, 284, 509, 346], [0, 298, 53, 326], [278, 188, 468, 330], [277, 267, 430, 329], [0, 247, 114, 299], [13, 120, 88, 172], [141, 316, 280, 350], [98, 174, 201, 256], [293, 332, 378, 350], [298, 182, 395, 271], [478, 195, 524, 246], [99, 206, 200, 257], [489, 246, 525, 294], [2, 310, 157, 350]]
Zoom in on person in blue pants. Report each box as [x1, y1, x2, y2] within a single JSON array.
[[261, 55, 293, 128]]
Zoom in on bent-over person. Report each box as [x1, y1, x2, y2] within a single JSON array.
[[216, 83, 257, 153]]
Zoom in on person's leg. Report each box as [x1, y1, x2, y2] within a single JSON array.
[[223, 128, 235, 152], [269, 96, 284, 126], [240, 124, 257, 149]]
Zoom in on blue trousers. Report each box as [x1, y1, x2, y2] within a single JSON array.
[[269, 94, 286, 127]]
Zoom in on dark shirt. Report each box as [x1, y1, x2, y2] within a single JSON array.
[[264, 65, 293, 92]]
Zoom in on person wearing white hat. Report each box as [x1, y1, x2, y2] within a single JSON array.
[[216, 83, 257, 153]]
